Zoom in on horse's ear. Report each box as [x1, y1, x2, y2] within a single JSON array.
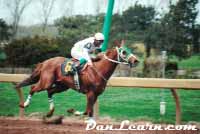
[[120, 40, 125, 46], [114, 40, 121, 48]]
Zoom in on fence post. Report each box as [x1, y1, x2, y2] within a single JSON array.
[[170, 89, 181, 124], [15, 87, 25, 118]]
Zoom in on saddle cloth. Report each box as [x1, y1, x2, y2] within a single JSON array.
[[61, 58, 74, 75], [61, 58, 86, 75]]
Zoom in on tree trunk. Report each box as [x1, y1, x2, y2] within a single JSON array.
[[146, 44, 151, 58], [192, 28, 200, 54]]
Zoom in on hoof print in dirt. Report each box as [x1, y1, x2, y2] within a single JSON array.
[[43, 116, 63, 124]]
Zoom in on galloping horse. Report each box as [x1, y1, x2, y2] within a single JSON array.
[[16, 40, 139, 119]]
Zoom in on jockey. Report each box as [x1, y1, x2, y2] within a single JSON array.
[[71, 32, 104, 69]]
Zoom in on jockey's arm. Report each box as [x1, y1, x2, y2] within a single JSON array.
[[91, 52, 103, 62], [95, 48, 102, 53]]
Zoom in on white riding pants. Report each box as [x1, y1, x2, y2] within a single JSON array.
[[71, 47, 91, 63]]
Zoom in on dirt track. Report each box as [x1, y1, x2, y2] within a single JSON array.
[[0, 117, 199, 134]]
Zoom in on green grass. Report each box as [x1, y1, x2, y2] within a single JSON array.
[[171, 55, 200, 69], [0, 83, 200, 124]]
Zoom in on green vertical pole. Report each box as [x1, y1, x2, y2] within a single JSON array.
[[102, 0, 115, 52]]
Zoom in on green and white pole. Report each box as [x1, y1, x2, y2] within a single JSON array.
[[101, 0, 115, 52]]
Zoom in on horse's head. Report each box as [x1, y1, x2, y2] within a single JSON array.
[[114, 40, 139, 68]]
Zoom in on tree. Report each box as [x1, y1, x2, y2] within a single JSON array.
[[0, 19, 10, 62], [39, 0, 56, 33], [144, 22, 163, 57], [93, 0, 102, 15], [116, 0, 127, 15], [192, 24, 200, 53], [4, 36, 60, 67], [122, 4, 156, 32], [0, 18, 11, 41], [118, 4, 156, 56], [54, 15, 103, 56], [159, 0, 198, 58], [4, 0, 32, 39], [59, 0, 74, 17]]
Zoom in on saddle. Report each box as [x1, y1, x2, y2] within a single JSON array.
[[61, 58, 86, 91], [61, 58, 85, 76]]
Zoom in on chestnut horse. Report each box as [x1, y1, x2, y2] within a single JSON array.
[[16, 41, 139, 119]]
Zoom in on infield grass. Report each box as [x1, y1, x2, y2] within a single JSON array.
[[0, 83, 199, 124]]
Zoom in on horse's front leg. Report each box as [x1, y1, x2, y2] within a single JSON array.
[[84, 91, 97, 118]]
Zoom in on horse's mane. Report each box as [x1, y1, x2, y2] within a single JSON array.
[[91, 53, 103, 62]]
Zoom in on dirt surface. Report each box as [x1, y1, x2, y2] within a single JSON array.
[[0, 117, 199, 134]]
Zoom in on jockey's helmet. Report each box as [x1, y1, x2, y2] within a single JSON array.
[[94, 33, 104, 41]]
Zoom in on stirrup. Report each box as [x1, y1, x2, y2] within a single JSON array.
[[72, 62, 81, 70]]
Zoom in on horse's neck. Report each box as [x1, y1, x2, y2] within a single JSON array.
[[96, 49, 118, 80]]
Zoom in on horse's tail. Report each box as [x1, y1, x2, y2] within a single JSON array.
[[15, 63, 43, 89]]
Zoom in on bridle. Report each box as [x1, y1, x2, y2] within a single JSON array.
[[103, 47, 135, 65], [92, 47, 136, 82]]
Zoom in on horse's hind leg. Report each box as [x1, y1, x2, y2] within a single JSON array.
[[22, 72, 54, 108], [46, 84, 68, 117], [22, 82, 44, 107]]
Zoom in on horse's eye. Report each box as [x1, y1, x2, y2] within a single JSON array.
[[122, 50, 127, 55]]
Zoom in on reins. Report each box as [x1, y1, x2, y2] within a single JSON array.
[[91, 47, 131, 82], [91, 64, 108, 82], [103, 47, 129, 65]]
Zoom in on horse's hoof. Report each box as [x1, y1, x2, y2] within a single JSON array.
[[74, 111, 83, 116], [46, 109, 55, 117], [66, 108, 75, 114], [84, 117, 96, 124], [83, 111, 87, 115], [46, 112, 53, 117], [46, 113, 52, 117]]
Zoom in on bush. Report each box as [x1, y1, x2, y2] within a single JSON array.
[[143, 57, 162, 78], [165, 61, 178, 78], [3, 36, 60, 67]]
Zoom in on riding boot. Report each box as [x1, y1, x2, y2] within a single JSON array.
[[73, 61, 81, 70], [73, 58, 87, 71]]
